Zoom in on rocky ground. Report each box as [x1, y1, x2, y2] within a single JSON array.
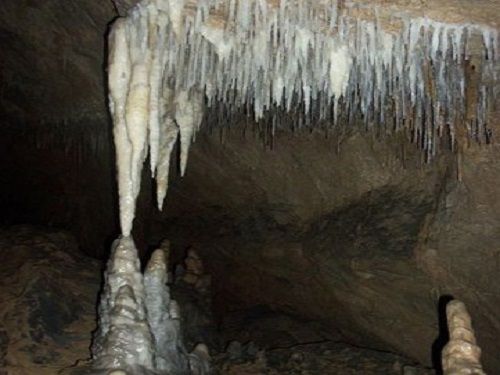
[[214, 341, 434, 375], [0, 226, 101, 375], [0, 226, 437, 375]]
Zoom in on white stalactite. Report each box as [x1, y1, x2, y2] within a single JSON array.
[[175, 90, 204, 177], [148, 8, 169, 177], [156, 116, 179, 210], [108, 0, 499, 240], [103, 1, 499, 373], [200, 21, 234, 61], [108, 18, 135, 237], [167, 0, 185, 39], [329, 43, 351, 99]]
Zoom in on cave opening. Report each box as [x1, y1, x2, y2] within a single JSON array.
[[0, 0, 499, 374]]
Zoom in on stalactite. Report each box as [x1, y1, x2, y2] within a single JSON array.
[[108, 0, 499, 264], [101, 3, 500, 372], [175, 90, 204, 177]]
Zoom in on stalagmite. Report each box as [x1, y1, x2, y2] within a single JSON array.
[[92, 237, 153, 372], [144, 244, 191, 373], [92, 238, 211, 374], [442, 300, 486, 375], [188, 344, 212, 375]]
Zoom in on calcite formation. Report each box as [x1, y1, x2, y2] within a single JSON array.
[[102, 0, 499, 373], [443, 300, 486, 375], [107, 0, 499, 236], [92, 237, 210, 374]]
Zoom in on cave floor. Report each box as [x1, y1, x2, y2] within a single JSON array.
[[0, 226, 435, 375], [213, 341, 434, 375]]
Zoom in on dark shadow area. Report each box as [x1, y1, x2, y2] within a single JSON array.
[[432, 294, 454, 374]]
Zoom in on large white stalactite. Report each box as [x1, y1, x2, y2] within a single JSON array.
[[108, 0, 499, 236], [94, 0, 500, 373]]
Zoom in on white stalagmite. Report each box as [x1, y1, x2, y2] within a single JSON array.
[[95, 285, 155, 371], [144, 243, 191, 373], [93, 237, 211, 374], [92, 236, 153, 371], [442, 300, 486, 375]]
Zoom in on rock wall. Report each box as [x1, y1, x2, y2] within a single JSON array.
[[0, 226, 101, 375], [155, 128, 500, 372]]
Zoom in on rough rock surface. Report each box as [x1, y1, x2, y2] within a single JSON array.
[[157, 128, 500, 373], [0, 226, 101, 375], [0, 0, 119, 258], [0, 0, 114, 123], [0, 226, 438, 375], [215, 341, 434, 375]]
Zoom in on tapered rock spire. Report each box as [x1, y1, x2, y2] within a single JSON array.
[[92, 238, 210, 374], [108, 0, 499, 237], [442, 300, 486, 375]]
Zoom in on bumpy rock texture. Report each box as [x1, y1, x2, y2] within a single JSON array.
[[157, 128, 500, 372], [0, 226, 101, 375]]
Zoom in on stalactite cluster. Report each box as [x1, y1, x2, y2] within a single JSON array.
[[94, 1, 500, 373], [107, 0, 499, 235]]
